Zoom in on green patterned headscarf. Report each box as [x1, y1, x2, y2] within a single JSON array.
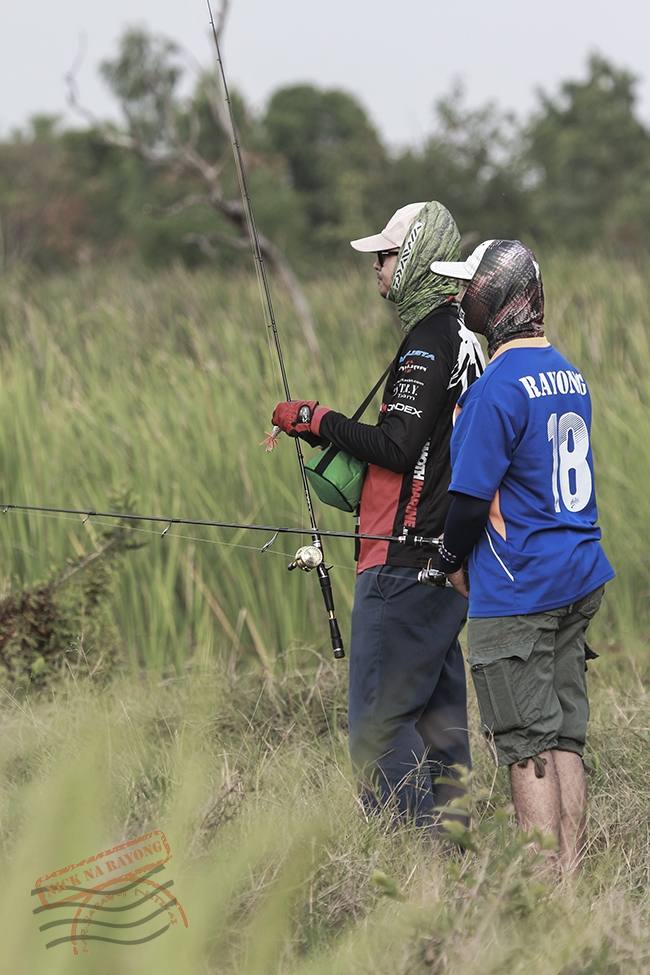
[[387, 201, 461, 330]]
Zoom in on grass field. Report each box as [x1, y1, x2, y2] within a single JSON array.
[[0, 258, 648, 973]]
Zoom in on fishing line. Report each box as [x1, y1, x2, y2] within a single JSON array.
[[0, 503, 440, 549], [1, 507, 451, 591], [0, 508, 298, 561]]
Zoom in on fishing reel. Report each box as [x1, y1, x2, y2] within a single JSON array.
[[418, 561, 451, 589], [288, 545, 324, 572], [418, 561, 469, 592]]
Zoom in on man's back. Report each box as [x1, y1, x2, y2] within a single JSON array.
[[450, 340, 614, 617], [320, 303, 483, 570], [436, 239, 614, 871]]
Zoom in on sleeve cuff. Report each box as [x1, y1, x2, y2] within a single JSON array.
[[448, 481, 495, 502], [311, 406, 331, 436], [438, 541, 463, 574]]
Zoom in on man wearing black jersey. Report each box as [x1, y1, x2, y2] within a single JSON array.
[[272, 202, 484, 827]]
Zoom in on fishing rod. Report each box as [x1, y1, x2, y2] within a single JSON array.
[[0, 501, 440, 548], [1, 502, 448, 586], [205, 1, 346, 657], [1, 501, 450, 587]]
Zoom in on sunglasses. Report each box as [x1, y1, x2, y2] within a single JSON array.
[[376, 249, 399, 267]]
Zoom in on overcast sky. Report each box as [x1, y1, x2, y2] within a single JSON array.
[[2, 0, 648, 146]]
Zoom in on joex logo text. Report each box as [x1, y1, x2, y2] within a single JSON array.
[[387, 403, 423, 418]]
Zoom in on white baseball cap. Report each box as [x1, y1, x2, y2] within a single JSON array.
[[430, 239, 496, 279], [350, 202, 427, 252]]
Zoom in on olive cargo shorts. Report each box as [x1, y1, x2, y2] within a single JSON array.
[[467, 586, 605, 766]]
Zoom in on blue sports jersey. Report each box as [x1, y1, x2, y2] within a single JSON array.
[[450, 342, 614, 617]]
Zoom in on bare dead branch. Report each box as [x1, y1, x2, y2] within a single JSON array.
[[65, 61, 101, 130], [53, 536, 118, 589], [187, 102, 201, 149], [261, 235, 320, 357], [66, 32, 89, 97], [146, 194, 213, 218], [184, 231, 250, 259], [64, 14, 319, 354], [184, 224, 318, 354], [184, 233, 220, 260], [206, 58, 234, 140]]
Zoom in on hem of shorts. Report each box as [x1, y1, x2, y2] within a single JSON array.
[[554, 738, 585, 756], [468, 570, 615, 618], [494, 734, 559, 767]]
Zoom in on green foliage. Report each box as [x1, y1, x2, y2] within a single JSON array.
[[524, 54, 650, 249], [3, 31, 650, 273], [191, 70, 258, 163], [437, 767, 556, 909], [100, 28, 184, 147], [0, 32, 648, 974], [383, 85, 529, 243], [0, 116, 83, 272], [0, 658, 647, 973], [0, 493, 144, 692], [265, 84, 386, 257], [0, 256, 645, 671]]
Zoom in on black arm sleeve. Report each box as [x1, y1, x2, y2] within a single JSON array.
[[439, 491, 491, 572], [319, 334, 456, 474], [319, 411, 412, 472]]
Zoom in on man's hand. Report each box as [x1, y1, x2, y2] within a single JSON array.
[[446, 568, 469, 598], [272, 400, 322, 436]]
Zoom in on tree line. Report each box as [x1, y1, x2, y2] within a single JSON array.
[[1, 29, 649, 276]]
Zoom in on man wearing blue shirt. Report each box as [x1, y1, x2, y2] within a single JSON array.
[[431, 240, 614, 872]]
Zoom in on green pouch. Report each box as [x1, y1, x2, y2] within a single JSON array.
[[305, 363, 391, 512], [305, 446, 365, 512]]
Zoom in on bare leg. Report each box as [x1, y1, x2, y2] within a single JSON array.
[[552, 749, 587, 874], [509, 750, 561, 869]]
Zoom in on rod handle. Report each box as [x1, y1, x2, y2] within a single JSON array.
[[316, 563, 345, 659], [329, 615, 345, 659]]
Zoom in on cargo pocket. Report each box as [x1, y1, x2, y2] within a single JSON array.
[[576, 585, 605, 622], [469, 641, 538, 735]]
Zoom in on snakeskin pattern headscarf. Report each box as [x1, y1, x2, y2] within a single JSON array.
[[461, 240, 545, 358], [387, 201, 461, 330]]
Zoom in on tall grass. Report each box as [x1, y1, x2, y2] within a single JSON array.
[[0, 255, 647, 668], [0, 658, 648, 974], [0, 257, 648, 973]]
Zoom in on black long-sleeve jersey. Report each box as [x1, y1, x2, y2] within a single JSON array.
[[319, 301, 484, 571]]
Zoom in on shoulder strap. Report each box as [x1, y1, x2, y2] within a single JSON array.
[[351, 363, 393, 422]]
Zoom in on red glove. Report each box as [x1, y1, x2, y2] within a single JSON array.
[[271, 400, 331, 437]]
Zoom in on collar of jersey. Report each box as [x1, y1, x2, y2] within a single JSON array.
[[489, 337, 551, 362]]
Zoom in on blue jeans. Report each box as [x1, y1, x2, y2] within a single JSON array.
[[348, 565, 470, 827]]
